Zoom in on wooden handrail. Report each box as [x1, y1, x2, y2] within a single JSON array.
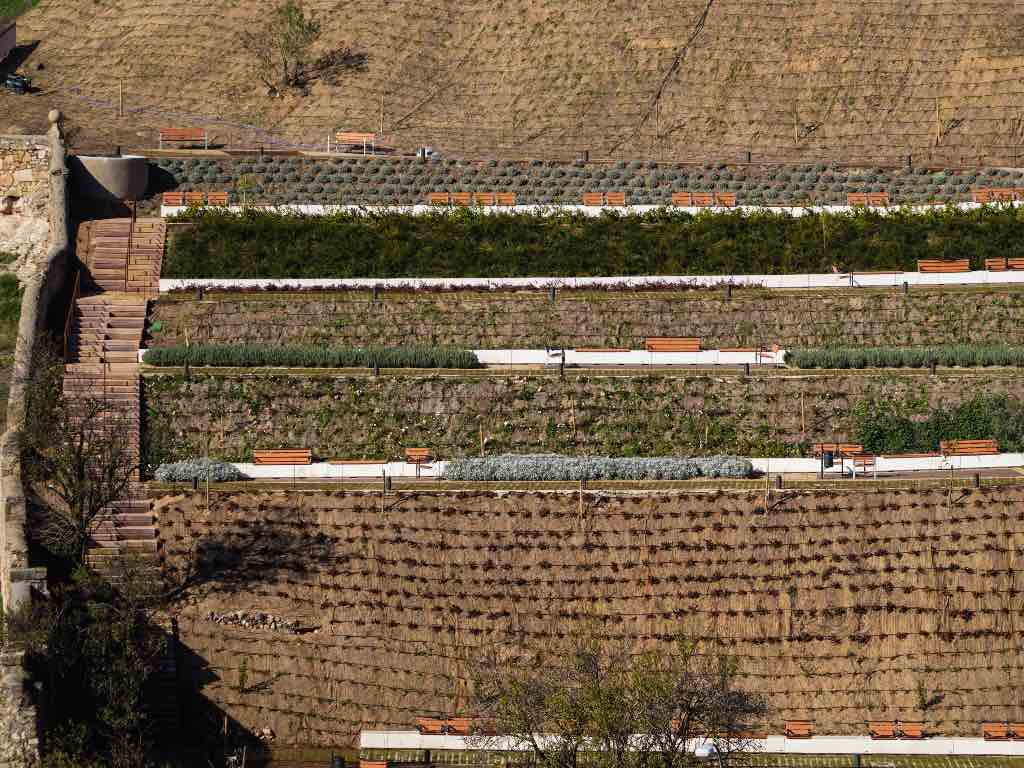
[[63, 269, 81, 362]]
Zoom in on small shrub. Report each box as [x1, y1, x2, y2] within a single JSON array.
[[442, 455, 754, 481], [143, 344, 481, 369], [155, 458, 248, 483]]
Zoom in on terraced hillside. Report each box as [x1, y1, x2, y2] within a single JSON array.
[[159, 485, 1024, 748], [10, 0, 1024, 161], [148, 287, 1024, 350]]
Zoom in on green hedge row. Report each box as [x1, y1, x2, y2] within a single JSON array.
[[142, 344, 481, 368], [854, 394, 1024, 454], [788, 345, 1024, 369], [165, 206, 1024, 278]]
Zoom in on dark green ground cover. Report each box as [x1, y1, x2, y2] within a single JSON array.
[[164, 206, 1024, 279]]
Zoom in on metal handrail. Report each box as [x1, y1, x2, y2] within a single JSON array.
[[63, 269, 81, 362]]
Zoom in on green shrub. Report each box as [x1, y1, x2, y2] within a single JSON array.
[[853, 393, 1024, 454], [142, 344, 481, 369], [164, 206, 1024, 279], [788, 345, 1024, 369]]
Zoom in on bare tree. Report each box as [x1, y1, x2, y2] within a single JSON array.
[[20, 344, 138, 567], [239, 0, 367, 96], [468, 631, 768, 768]]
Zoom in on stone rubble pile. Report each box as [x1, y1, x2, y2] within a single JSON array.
[[206, 609, 303, 633]]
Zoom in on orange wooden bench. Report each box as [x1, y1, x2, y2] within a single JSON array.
[[993, 188, 1016, 203], [985, 257, 1024, 271], [473, 192, 496, 206], [974, 188, 993, 203], [868, 192, 890, 206], [184, 191, 205, 207], [645, 337, 701, 352], [206, 191, 229, 206], [253, 449, 312, 465], [784, 720, 815, 738], [495, 192, 516, 206], [406, 448, 432, 477], [716, 192, 737, 207], [428, 192, 450, 205], [162, 192, 184, 206], [335, 132, 392, 153], [940, 439, 999, 456], [851, 454, 877, 473], [671, 191, 694, 206], [983, 722, 1011, 740], [451, 192, 472, 206], [811, 443, 864, 458], [360, 761, 388, 768], [605, 191, 626, 206], [917, 259, 971, 273], [868, 721, 897, 739], [898, 722, 925, 739], [847, 193, 869, 206], [692, 192, 715, 207], [159, 127, 208, 149], [582, 192, 606, 206]]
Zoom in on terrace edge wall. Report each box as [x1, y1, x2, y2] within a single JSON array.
[[0, 112, 70, 768]]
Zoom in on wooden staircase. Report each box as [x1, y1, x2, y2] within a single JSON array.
[[66, 216, 167, 565]]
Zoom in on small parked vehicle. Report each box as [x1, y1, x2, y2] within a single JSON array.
[[2, 74, 30, 94]]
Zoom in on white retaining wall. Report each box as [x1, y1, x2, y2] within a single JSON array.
[[161, 201, 1019, 220], [138, 347, 786, 367], [235, 453, 1024, 480], [159, 270, 1024, 293], [359, 730, 1024, 757]]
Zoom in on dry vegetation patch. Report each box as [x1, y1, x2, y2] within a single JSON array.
[[156, 485, 1024, 747]]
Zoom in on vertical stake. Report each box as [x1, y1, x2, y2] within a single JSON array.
[[549, 285, 556, 303], [118, 77, 124, 118], [725, 283, 732, 301], [373, 284, 380, 302]]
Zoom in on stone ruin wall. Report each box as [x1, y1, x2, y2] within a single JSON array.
[[0, 135, 52, 281]]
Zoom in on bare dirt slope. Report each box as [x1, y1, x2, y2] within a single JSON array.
[[9, 0, 1024, 160]]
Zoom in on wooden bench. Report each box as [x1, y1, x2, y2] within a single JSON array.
[[811, 443, 864, 458], [847, 193, 869, 206], [868, 192, 890, 206], [851, 454, 877, 474], [445, 717, 475, 735], [917, 259, 971, 273], [993, 188, 1015, 203], [692, 192, 715, 207], [716, 192, 737, 207], [784, 720, 815, 739], [974, 188, 993, 203], [451, 192, 472, 206], [495, 192, 516, 206], [645, 337, 701, 352], [605, 191, 626, 206], [473, 192, 496, 206], [406, 448, 432, 464], [162, 192, 184, 206], [184, 191, 205, 207], [899, 722, 925, 739], [206, 191, 229, 206], [360, 761, 388, 768], [253, 449, 312, 465], [940, 439, 999, 456], [671, 191, 693, 206], [159, 127, 208, 149], [582, 192, 606, 206], [985, 257, 1024, 271], [868, 721, 897, 739], [983, 722, 1011, 740], [428, 192, 450, 205], [335, 132, 386, 154]]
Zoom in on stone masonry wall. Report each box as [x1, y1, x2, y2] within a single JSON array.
[[0, 136, 52, 280]]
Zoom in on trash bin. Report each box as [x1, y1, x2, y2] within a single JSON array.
[[822, 451, 834, 469]]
